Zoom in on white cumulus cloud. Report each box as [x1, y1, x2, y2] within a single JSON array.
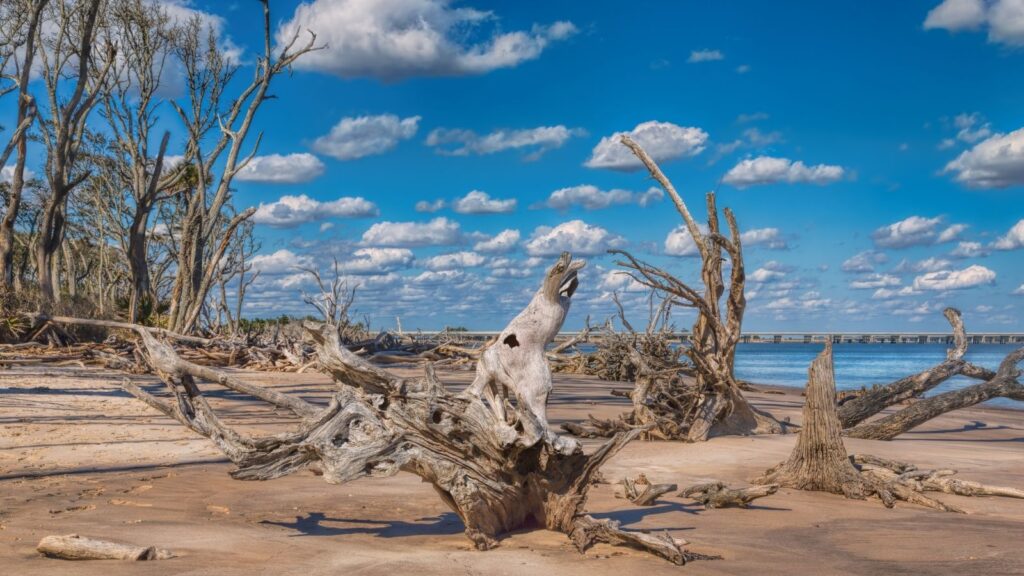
[[236, 153, 325, 183], [275, 0, 577, 80], [842, 250, 888, 273], [252, 194, 378, 227], [541, 185, 663, 210], [850, 274, 902, 289], [361, 217, 462, 247], [913, 264, 996, 290], [426, 125, 583, 160], [312, 114, 420, 160], [452, 190, 516, 214], [524, 220, 625, 256], [664, 224, 709, 257], [992, 219, 1024, 250], [422, 251, 486, 270], [585, 121, 708, 171], [250, 249, 315, 274], [722, 156, 845, 188], [924, 0, 1024, 46], [474, 229, 520, 253], [741, 227, 789, 249], [944, 127, 1024, 188], [871, 216, 964, 249]]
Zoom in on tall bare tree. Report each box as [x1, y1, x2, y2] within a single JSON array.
[[0, 0, 48, 290], [165, 0, 318, 333], [33, 0, 112, 306], [93, 0, 178, 322]]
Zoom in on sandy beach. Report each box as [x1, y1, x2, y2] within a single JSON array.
[[1, 364, 1023, 576]]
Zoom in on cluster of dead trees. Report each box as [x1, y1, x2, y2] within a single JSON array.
[[0, 0, 317, 332]]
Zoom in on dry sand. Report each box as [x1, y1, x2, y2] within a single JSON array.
[[2, 364, 1023, 575]]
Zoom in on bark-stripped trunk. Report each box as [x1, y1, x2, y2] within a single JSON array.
[[754, 342, 868, 497]]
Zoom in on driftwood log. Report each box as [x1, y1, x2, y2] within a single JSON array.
[[753, 343, 1024, 512], [678, 482, 778, 509], [109, 253, 707, 565], [37, 534, 173, 561]]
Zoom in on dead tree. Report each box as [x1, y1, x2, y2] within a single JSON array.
[[164, 0, 319, 333], [574, 135, 783, 441], [33, 0, 112, 306], [116, 255, 707, 565], [93, 0, 180, 322], [0, 0, 47, 289], [845, 347, 1024, 440], [837, 308, 994, 429], [753, 343, 1024, 512]]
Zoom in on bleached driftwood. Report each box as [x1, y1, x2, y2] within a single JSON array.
[[615, 473, 678, 506], [679, 482, 778, 509], [116, 253, 708, 565], [37, 534, 173, 561], [463, 252, 585, 453]]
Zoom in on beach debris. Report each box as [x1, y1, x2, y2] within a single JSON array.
[[37, 534, 173, 561], [753, 343, 1024, 512], [615, 473, 678, 506], [110, 253, 709, 565], [679, 482, 778, 509]]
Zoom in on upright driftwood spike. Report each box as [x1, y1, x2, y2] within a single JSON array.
[[114, 253, 706, 565], [754, 342, 867, 498]]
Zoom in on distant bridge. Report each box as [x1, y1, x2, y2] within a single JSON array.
[[414, 331, 1024, 345]]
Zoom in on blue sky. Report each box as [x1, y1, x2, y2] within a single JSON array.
[[8, 0, 1024, 331]]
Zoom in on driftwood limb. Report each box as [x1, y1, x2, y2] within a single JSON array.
[[37, 534, 173, 561], [615, 473, 678, 506], [845, 347, 1024, 440], [679, 482, 778, 509], [837, 308, 995, 429]]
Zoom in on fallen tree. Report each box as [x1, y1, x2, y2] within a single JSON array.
[[837, 307, 995, 429], [112, 253, 710, 565], [753, 343, 1024, 511], [565, 135, 783, 442]]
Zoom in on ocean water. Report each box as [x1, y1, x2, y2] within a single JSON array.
[[733, 343, 1023, 409]]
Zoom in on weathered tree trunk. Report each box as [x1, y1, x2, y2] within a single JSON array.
[[754, 343, 868, 498], [752, 344, 1024, 512], [845, 348, 1024, 440], [37, 535, 172, 561], [837, 308, 994, 428]]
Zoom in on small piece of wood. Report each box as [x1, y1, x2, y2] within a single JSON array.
[[679, 481, 778, 509], [37, 534, 172, 561], [615, 473, 678, 506]]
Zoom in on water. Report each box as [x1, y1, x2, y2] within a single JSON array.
[[733, 343, 1023, 409]]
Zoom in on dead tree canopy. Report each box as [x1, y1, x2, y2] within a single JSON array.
[[117, 253, 706, 565], [566, 135, 783, 442], [836, 307, 1024, 441], [754, 343, 1024, 512]]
